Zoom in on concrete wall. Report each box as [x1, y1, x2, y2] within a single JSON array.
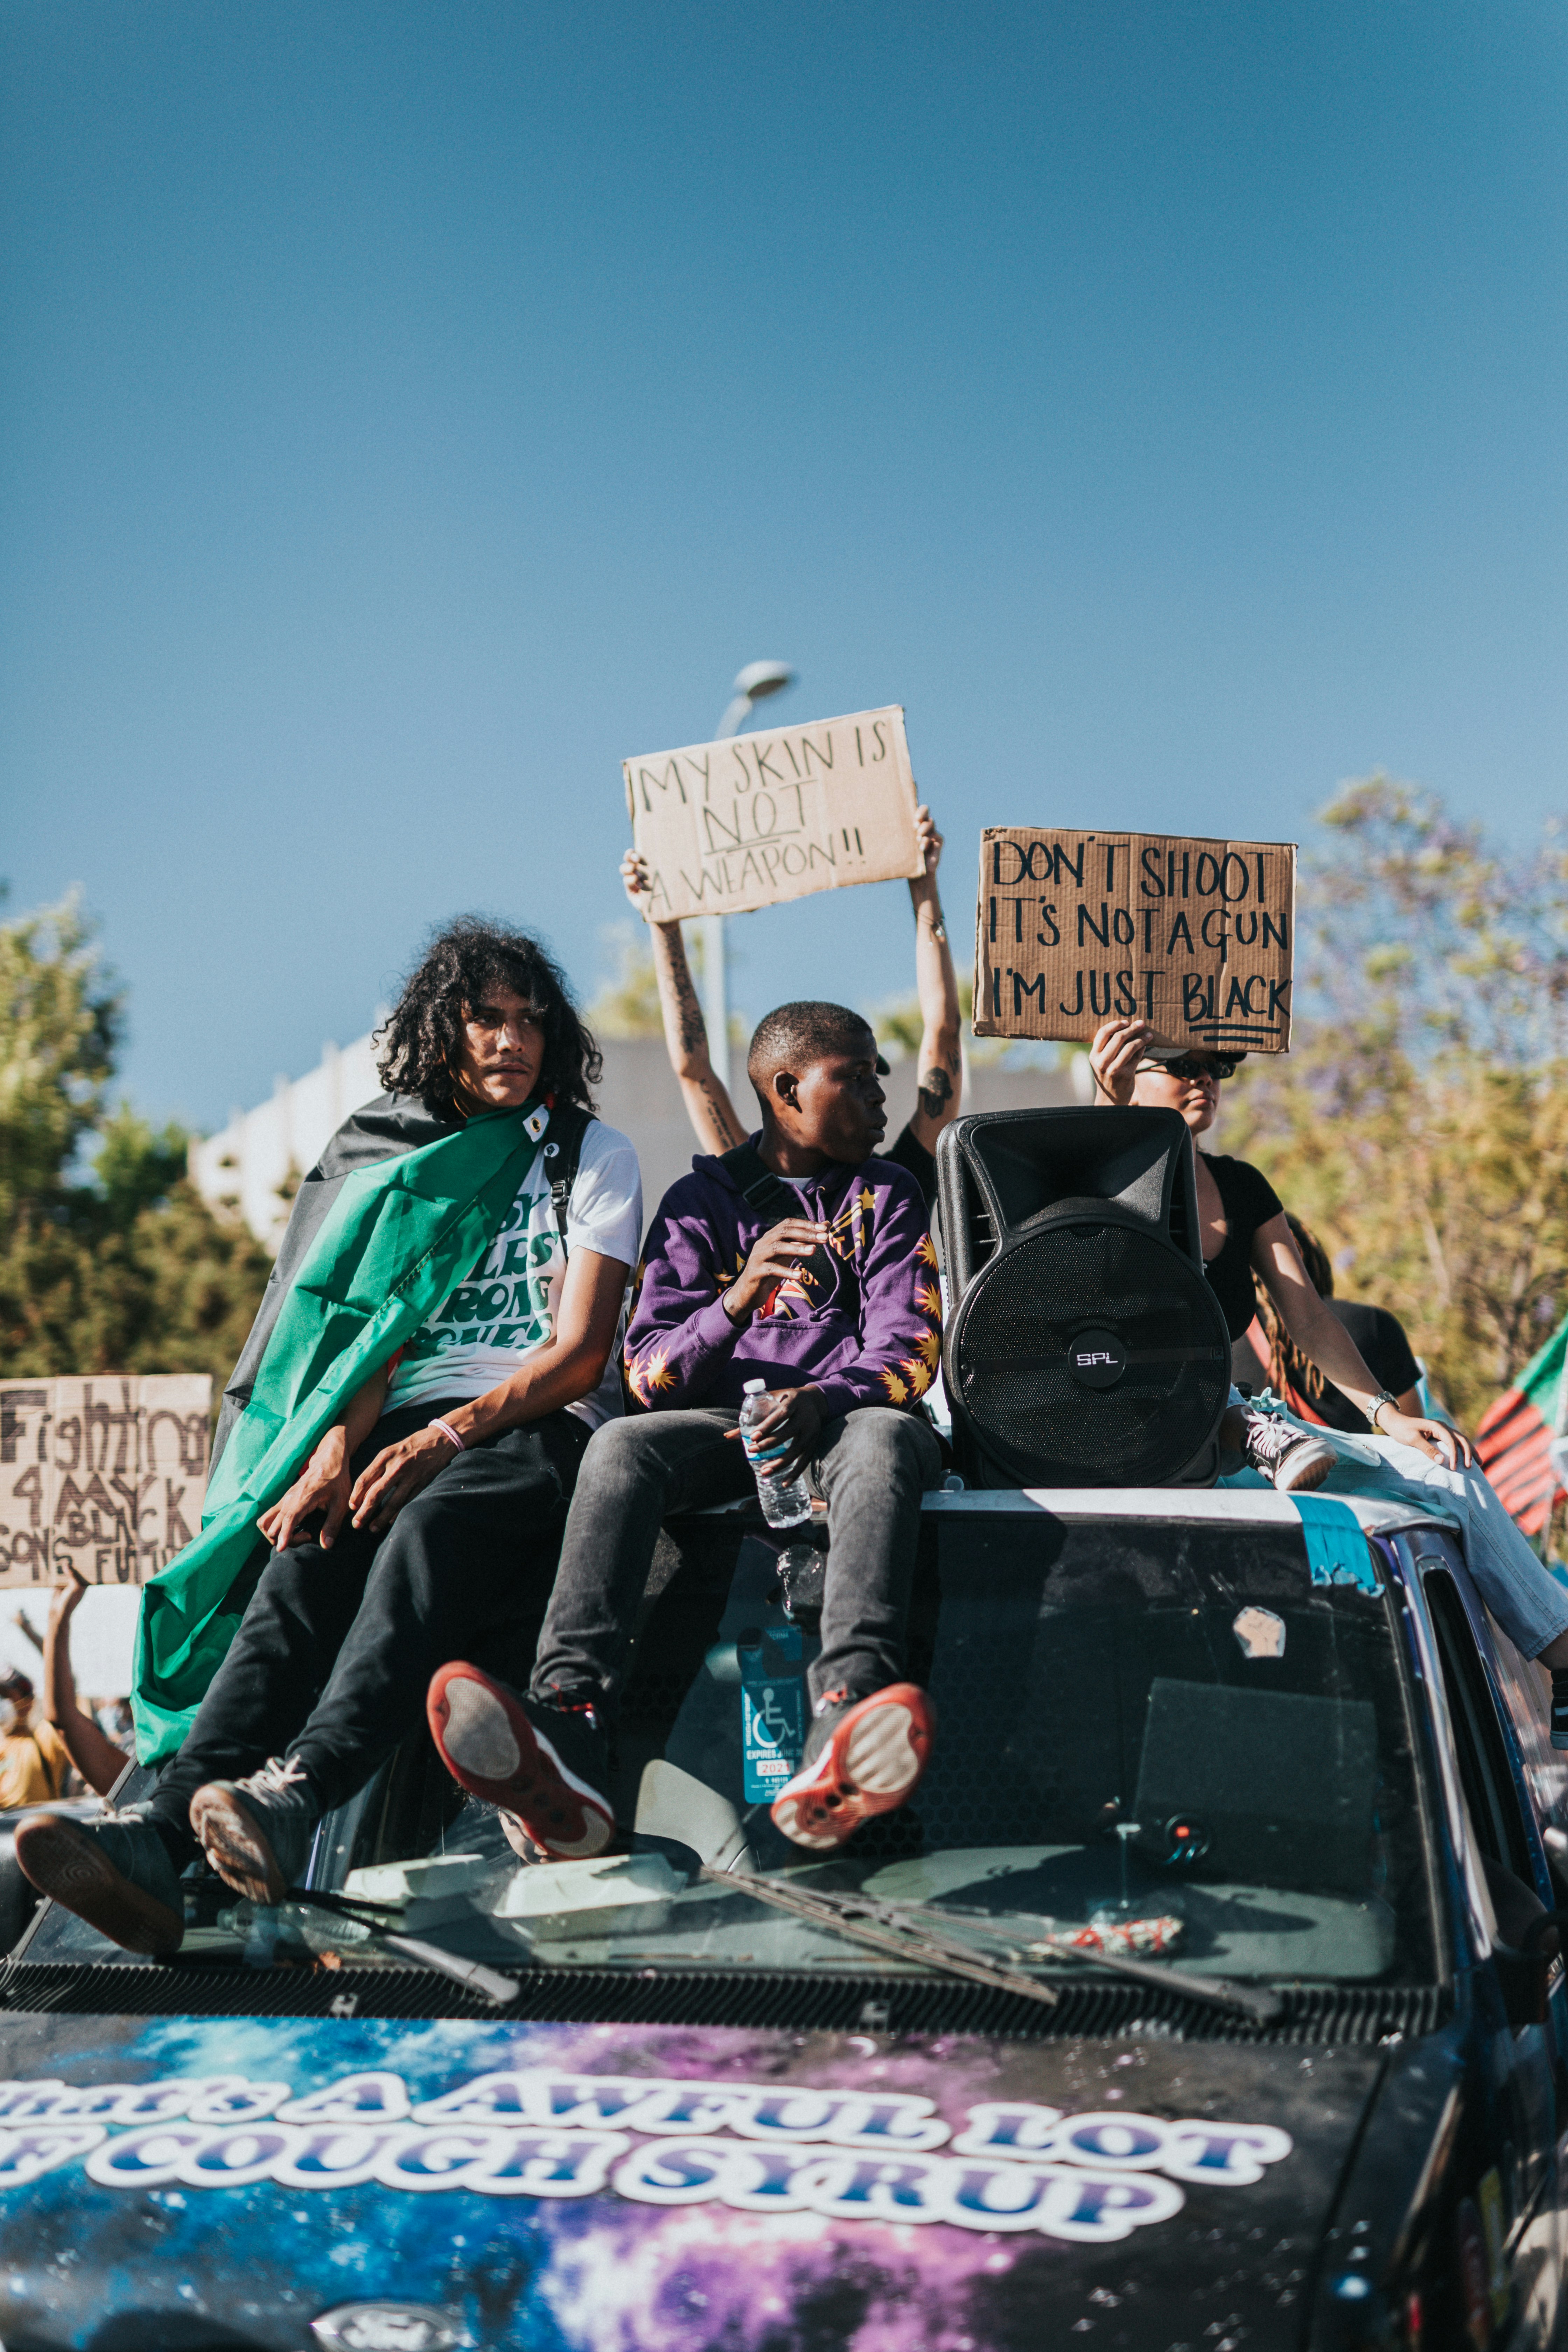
[[190, 1029, 1094, 1251]]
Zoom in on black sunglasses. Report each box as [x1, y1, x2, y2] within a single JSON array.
[[1145, 1054, 1238, 1083]]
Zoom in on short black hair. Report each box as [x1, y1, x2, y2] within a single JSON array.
[[746, 1000, 876, 1094], [376, 916, 601, 1122]]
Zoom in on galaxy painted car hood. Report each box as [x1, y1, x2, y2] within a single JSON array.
[[0, 2010, 1385, 2351]]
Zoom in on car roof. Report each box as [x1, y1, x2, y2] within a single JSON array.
[[696, 1482, 1459, 1541], [918, 1485, 1457, 1542]]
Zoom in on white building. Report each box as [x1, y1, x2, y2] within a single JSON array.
[[188, 1034, 386, 1250]]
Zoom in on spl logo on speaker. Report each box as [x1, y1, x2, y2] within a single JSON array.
[[1069, 1330, 1129, 1390]]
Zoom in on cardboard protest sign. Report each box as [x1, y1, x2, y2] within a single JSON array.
[[0, 1376, 211, 1589], [973, 829, 1297, 1051], [624, 706, 923, 923]]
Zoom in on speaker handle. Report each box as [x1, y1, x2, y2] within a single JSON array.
[[934, 1118, 1011, 1300]]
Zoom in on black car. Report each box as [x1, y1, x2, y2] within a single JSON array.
[[0, 1480, 1563, 2351]]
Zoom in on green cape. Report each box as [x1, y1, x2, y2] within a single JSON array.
[[131, 1101, 549, 1764]]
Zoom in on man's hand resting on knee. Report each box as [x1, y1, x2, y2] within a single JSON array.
[[258, 1427, 354, 1552], [729, 1385, 824, 1484], [345, 1428, 459, 1534]]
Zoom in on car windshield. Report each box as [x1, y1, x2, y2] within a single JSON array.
[[29, 1505, 1438, 1991]]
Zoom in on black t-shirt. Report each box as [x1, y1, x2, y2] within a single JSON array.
[[1200, 1154, 1284, 1342], [1231, 1293, 1422, 1434], [883, 1120, 937, 1213]]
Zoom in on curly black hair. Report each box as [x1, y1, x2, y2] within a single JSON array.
[[375, 917, 601, 1121]]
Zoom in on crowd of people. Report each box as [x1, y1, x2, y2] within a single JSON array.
[[15, 809, 1568, 1952]]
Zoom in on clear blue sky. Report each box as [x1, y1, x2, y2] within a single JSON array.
[[4, 0, 1563, 1130]]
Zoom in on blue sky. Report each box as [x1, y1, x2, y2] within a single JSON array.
[[4, 0, 1563, 1130]]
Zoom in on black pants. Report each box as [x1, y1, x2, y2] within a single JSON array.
[[531, 1405, 943, 1720], [149, 1400, 590, 1862]]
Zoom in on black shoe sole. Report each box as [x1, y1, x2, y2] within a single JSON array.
[[14, 1815, 183, 1956]]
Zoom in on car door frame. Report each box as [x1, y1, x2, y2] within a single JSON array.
[[1397, 1526, 1567, 2339]]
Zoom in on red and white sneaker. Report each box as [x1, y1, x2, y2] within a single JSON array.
[[427, 1663, 616, 1861], [770, 1682, 936, 1852]]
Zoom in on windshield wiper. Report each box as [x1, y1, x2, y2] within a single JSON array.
[[702, 1869, 1282, 2024], [701, 1865, 1060, 2005], [285, 1885, 521, 2008], [1016, 1918, 1283, 2023]]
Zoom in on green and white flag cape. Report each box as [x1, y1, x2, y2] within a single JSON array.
[[131, 1101, 550, 1764]]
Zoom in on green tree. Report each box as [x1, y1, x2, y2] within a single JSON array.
[[0, 898, 270, 1389], [1225, 779, 1568, 1426]]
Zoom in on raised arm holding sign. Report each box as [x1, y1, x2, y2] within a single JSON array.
[[621, 803, 962, 1206]]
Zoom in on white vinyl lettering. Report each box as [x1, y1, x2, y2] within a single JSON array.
[[8, 2065, 1293, 2246]]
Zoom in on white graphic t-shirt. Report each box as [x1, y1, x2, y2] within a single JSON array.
[[385, 1114, 642, 1430]]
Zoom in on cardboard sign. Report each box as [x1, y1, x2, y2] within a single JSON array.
[[973, 828, 1297, 1052], [624, 706, 923, 923], [0, 1376, 211, 1589]]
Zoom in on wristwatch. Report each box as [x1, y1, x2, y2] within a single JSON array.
[[1367, 1391, 1399, 1433]]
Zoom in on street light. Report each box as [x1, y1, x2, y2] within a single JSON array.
[[698, 660, 797, 1090]]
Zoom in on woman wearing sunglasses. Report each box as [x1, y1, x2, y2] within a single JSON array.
[[1093, 1013, 1568, 1743], [1088, 1015, 1468, 1488]]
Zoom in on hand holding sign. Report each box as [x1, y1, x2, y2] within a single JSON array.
[[973, 828, 1297, 1053], [624, 707, 924, 924]]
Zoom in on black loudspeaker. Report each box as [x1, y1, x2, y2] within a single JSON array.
[[936, 1107, 1232, 1488]]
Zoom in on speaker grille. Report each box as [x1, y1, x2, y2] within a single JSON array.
[[953, 1218, 1231, 1484]]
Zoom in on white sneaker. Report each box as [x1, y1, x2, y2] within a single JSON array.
[[1243, 1414, 1336, 1494]]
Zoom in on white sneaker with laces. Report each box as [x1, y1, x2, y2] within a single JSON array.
[[189, 1754, 321, 1904], [1243, 1414, 1336, 1495]]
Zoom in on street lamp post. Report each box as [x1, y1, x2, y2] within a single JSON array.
[[698, 659, 796, 1091]]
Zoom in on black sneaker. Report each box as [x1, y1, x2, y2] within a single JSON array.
[[770, 1682, 936, 1852], [14, 1808, 184, 1955], [1244, 1413, 1336, 1495], [427, 1661, 615, 1860], [189, 1756, 321, 1904]]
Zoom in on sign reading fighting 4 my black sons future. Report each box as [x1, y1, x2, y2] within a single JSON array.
[[972, 828, 1297, 1053]]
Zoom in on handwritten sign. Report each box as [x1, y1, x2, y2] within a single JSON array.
[[624, 706, 923, 923], [973, 828, 1297, 1051], [0, 1377, 211, 1589]]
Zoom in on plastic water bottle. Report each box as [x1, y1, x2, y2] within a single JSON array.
[[739, 1380, 813, 1529]]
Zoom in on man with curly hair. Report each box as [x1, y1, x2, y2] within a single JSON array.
[[17, 920, 641, 1953], [427, 1000, 945, 1863]]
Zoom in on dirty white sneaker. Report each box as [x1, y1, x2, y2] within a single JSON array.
[[190, 1755, 321, 1904], [1243, 1414, 1336, 1495]]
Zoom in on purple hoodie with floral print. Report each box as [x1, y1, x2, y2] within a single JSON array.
[[623, 1140, 942, 1421]]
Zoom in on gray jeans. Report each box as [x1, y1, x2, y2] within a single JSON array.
[[531, 1405, 943, 1717]]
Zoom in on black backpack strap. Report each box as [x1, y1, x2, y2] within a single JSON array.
[[544, 1102, 594, 1254], [718, 1139, 802, 1223], [719, 1141, 827, 1278]]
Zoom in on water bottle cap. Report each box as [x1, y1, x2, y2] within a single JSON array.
[[742, 1379, 766, 1394]]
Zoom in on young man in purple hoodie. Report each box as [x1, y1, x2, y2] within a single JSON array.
[[427, 1000, 945, 1858]]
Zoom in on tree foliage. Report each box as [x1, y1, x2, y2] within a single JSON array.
[[0, 898, 270, 1387], [1224, 779, 1568, 1426]]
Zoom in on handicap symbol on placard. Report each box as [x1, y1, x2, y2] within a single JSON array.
[[740, 1634, 806, 1801]]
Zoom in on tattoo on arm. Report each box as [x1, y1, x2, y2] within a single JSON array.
[[671, 959, 708, 1058], [917, 1065, 954, 1122], [702, 1083, 746, 1149]]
